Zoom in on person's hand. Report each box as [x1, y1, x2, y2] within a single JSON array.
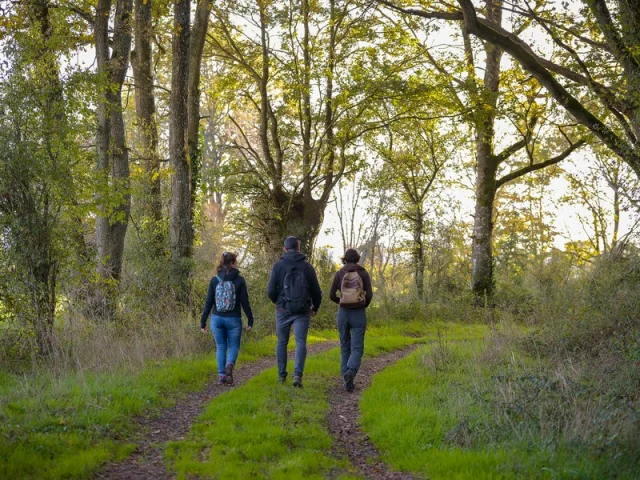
[[201, 327, 207, 334], [246, 325, 252, 332], [310, 309, 317, 317]]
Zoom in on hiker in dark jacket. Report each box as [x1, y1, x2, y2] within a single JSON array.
[[201, 252, 254, 385], [329, 248, 373, 392], [267, 236, 322, 388]]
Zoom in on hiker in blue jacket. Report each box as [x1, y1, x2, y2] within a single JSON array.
[[201, 252, 254, 385], [267, 236, 322, 388]]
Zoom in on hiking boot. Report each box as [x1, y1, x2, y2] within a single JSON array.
[[293, 375, 303, 388], [218, 375, 227, 385], [278, 375, 287, 383], [224, 363, 234, 385], [344, 370, 355, 393]]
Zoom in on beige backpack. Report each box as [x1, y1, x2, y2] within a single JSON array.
[[339, 271, 366, 307]]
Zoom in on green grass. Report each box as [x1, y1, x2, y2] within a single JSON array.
[[165, 323, 425, 479], [360, 331, 640, 479], [0, 332, 332, 479], [0, 320, 489, 479]]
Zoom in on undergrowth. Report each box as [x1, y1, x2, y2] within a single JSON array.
[[361, 326, 640, 479]]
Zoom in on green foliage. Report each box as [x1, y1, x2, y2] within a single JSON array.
[[0, 11, 97, 355]]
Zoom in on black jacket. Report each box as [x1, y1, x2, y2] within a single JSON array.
[[329, 263, 373, 308], [267, 251, 323, 312], [200, 268, 254, 328]]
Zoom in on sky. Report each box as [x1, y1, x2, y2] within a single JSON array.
[[6, 0, 635, 259], [312, 1, 638, 258]]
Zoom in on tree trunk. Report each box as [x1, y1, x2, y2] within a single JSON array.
[[412, 211, 425, 300], [470, 0, 502, 307], [168, 0, 212, 304], [263, 190, 324, 258], [94, 0, 133, 319], [301, 0, 314, 254], [471, 151, 498, 306], [187, 0, 213, 238], [131, 0, 161, 245], [169, 0, 191, 301]]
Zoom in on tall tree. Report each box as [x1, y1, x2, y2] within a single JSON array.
[[372, 118, 454, 299], [0, 0, 93, 353], [563, 149, 640, 256], [169, 0, 213, 302], [377, 0, 585, 305], [210, 0, 432, 256], [450, 0, 640, 179], [93, 0, 134, 317], [131, 0, 161, 247]]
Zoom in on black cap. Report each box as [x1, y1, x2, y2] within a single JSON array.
[[284, 236, 299, 250]]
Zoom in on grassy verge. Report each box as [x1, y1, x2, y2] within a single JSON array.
[[360, 328, 640, 479], [0, 331, 333, 479], [164, 322, 433, 479]]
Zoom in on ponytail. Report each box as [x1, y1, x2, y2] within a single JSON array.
[[216, 251, 238, 273]]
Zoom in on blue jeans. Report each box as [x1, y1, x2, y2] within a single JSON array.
[[211, 315, 242, 376], [337, 307, 367, 377], [276, 310, 310, 378]]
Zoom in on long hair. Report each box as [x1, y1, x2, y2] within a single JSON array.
[[216, 251, 238, 273]]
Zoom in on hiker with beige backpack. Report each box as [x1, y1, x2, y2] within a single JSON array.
[[329, 248, 373, 392]]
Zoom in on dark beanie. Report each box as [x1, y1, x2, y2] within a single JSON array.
[[284, 236, 299, 250]]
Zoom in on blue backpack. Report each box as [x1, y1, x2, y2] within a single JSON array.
[[215, 275, 236, 312]]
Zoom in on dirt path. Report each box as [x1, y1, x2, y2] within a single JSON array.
[[326, 345, 421, 480], [95, 340, 337, 480]]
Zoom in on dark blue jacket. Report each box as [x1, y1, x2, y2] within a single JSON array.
[[200, 268, 254, 328], [267, 251, 322, 312]]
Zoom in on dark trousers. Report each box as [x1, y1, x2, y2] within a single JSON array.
[[337, 307, 367, 377], [276, 311, 310, 378]]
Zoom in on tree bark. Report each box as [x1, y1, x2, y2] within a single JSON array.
[[94, 0, 133, 318], [412, 210, 425, 300], [131, 0, 161, 242], [187, 0, 213, 237], [300, 0, 316, 254], [169, 0, 191, 300], [168, 0, 212, 303], [469, 0, 502, 307]]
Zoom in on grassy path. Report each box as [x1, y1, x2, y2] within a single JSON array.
[[0, 332, 333, 479], [164, 328, 423, 479], [325, 345, 419, 480], [1, 321, 486, 479], [95, 340, 338, 479]]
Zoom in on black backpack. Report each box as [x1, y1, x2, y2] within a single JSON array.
[[282, 265, 309, 314]]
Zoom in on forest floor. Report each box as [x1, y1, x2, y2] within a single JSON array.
[[94, 339, 422, 479], [94, 340, 339, 480], [4, 321, 637, 479], [326, 346, 419, 480], [5, 323, 510, 480]]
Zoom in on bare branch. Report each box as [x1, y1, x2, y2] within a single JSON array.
[[496, 139, 586, 189]]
